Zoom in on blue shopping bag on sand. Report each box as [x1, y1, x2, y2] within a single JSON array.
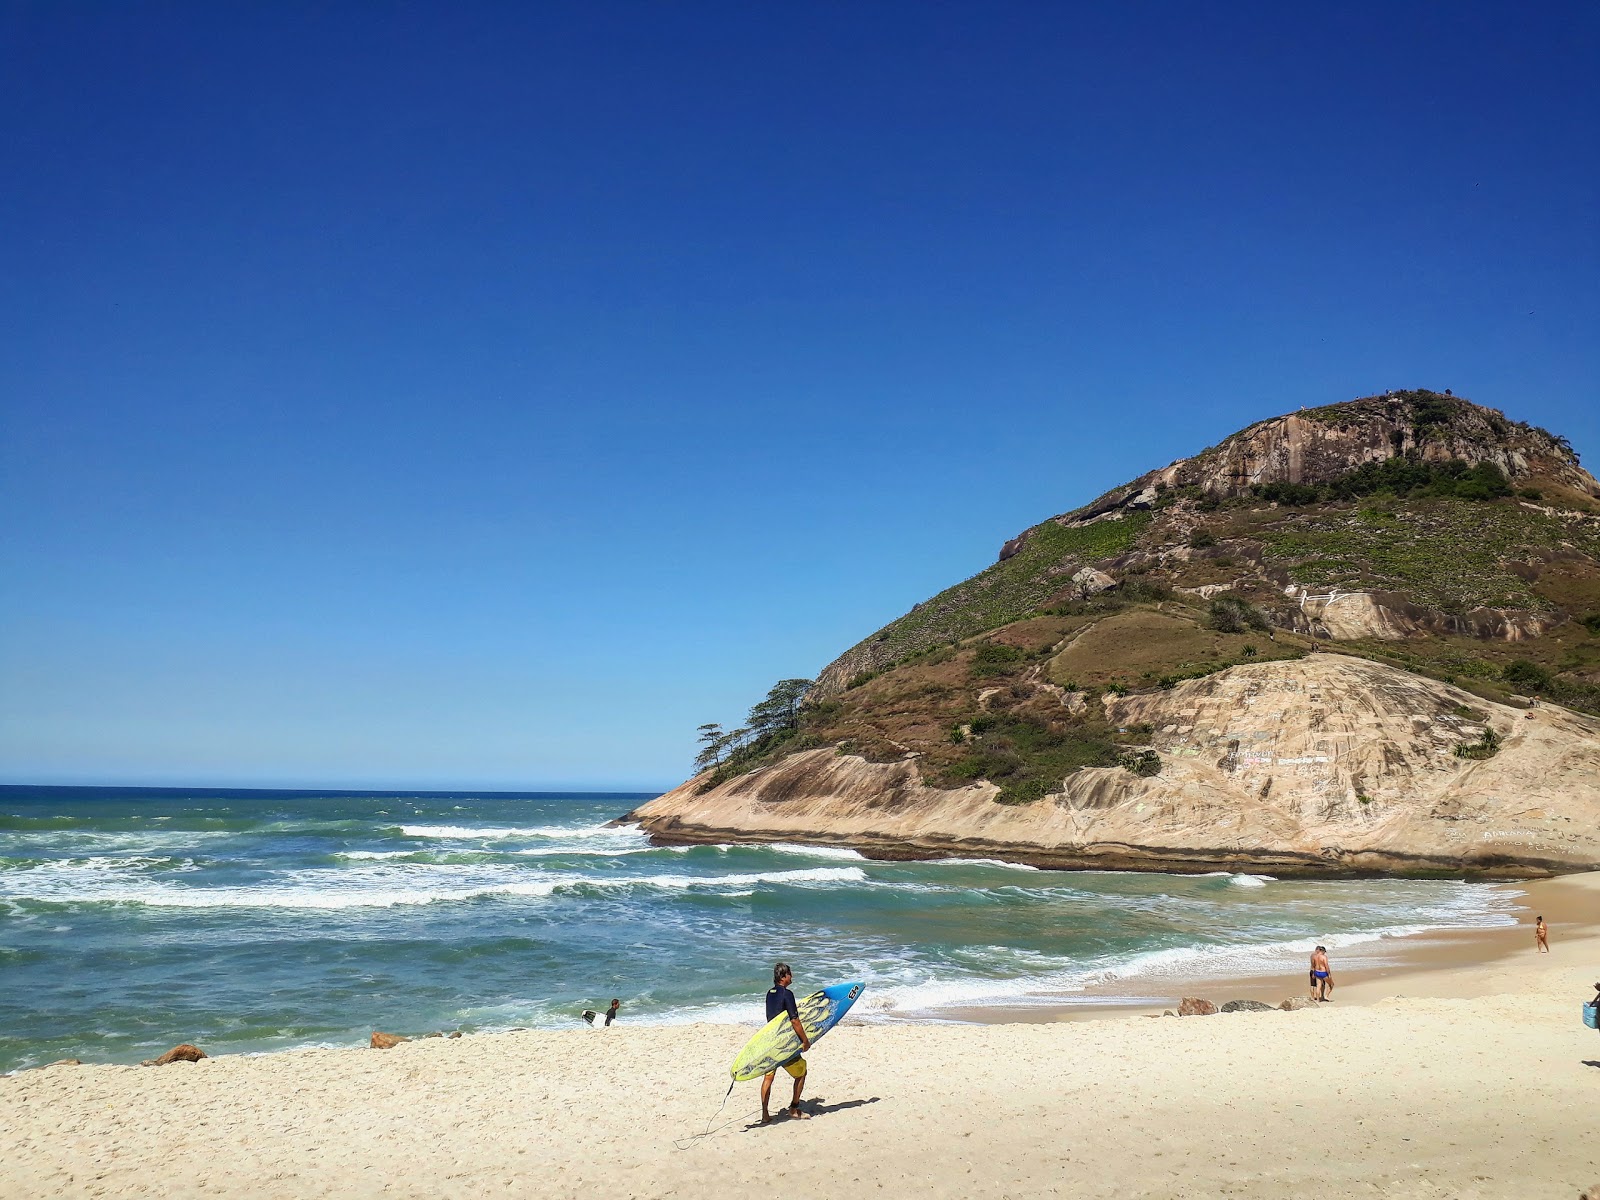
[[1584, 1002, 1598, 1030]]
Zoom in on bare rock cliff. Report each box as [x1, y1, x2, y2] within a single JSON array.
[[628, 656, 1600, 877], [1060, 392, 1598, 530]]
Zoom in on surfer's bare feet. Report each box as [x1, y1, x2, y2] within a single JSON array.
[[788, 1106, 810, 1120]]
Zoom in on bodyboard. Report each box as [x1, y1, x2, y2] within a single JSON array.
[[729, 981, 865, 1081]]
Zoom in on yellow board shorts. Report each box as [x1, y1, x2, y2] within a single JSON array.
[[780, 1055, 807, 1079]]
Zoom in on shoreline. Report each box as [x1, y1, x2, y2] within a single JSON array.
[[940, 870, 1587, 1024], [4, 871, 1597, 1198], [1, 870, 1563, 1073]]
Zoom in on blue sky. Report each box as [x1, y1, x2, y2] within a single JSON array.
[[2, 2, 1596, 790]]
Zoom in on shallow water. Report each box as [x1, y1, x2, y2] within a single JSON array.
[[0, 785, 1519, 1071]]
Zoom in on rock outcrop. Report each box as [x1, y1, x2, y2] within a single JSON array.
[[1061, 392, 1599, 529], [629, 656, 1600, 877], [369, 1032, 407, 1050], [143, 1044, 206, 1066]]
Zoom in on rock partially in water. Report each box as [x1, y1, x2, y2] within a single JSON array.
[[369, 1031, 407, 1050]]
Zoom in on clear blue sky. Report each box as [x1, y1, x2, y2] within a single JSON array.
[[2, 3, 1596, 790]]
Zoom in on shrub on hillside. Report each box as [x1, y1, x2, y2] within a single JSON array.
[[970, 642, 1025, 678], [1501, 659, 1553, 692], [1208, 595, 1270, 634], [1117, 749, 1161, 777]]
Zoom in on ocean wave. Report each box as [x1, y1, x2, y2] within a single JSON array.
[[0, 860, 867, 911], [605, 866, 866, 891], [927, 857, 1043, 871], [765, 843, 869, 861], [397, 823, 641, 841]]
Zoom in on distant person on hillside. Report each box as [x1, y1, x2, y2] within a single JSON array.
[[1310, 946, 1333, 1001], [761, 961, 811, 1124], [1534, 915, 1549, 953], [605, 998, 621, 1025]]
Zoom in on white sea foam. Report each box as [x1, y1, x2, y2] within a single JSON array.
[[766, 843, 869, 861], [0, 857, 868, 911], [928, 857, 1043, 871], [398, 823, 640, 841], [613, 866, 866, 891]]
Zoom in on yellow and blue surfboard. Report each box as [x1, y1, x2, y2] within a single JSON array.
[[729, 981, 865, 1082]]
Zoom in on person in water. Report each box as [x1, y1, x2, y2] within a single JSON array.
[[761, 961, 811, 1124], [1535, 915, 1549, 953], [604, 998, 621, 1025], [1310, 946, 1333, 1001]]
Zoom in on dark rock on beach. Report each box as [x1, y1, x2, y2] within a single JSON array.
[[1219, 1000, 1276, 1013]]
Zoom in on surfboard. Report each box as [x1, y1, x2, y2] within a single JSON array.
[[729, 981, 865, 1082]]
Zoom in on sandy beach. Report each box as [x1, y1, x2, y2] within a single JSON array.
[[4, 872, 1596, 1200]]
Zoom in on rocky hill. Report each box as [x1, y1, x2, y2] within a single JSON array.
[[627, 390, 1600, 876]]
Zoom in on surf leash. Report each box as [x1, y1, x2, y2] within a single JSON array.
[[673, 1080, 743, 1150]]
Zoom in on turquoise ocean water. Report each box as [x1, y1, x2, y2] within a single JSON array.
[[0, 786, 1521, 1072]]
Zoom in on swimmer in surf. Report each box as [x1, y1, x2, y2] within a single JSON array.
[[761, 962, 811, 1124]]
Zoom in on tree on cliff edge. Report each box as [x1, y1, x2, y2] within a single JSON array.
[[746, 679, 813, 740]]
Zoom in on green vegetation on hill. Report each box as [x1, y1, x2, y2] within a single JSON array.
[[857, 511, 1152, 669], [1252, 497, 1600, 613], [1255, 458, 1513, 507]]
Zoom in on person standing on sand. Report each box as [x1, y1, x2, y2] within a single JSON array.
[[1310, 946, 1333, 1001], [1534, 916, 1549, 953], [761, 962, 811, 1124]]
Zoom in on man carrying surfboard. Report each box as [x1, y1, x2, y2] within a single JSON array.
[[761, 962, 811, 1124]]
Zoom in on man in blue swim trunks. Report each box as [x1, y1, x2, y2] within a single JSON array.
[[761, 961, 812, 1124], [1310, 945, 1333, 1001]]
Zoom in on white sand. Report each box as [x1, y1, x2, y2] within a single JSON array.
[[5, 873, 1598, 1200]]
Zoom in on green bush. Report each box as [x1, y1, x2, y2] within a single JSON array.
[[1208, 595, 1270, 634], [1188, 530, 1217, 549], [1117, 749, 1161, 777], [1581, 614, 1600, 636], [1454, 726, 1501, 760], [971, 642, 1026, 677], [1501, 660, 1553, 691]]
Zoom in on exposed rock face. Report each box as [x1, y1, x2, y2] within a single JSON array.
[[1070, 567, 1117, 598], [144, 1044, 206, 1066], [369, 1032, 407, 1050], [1219, 1000, 1276, 1013], [1067, 394, 1599, 528], [1177, 998, 1218, 1016], [628, 657, 1600, 877], [1278, 587, 1562, 642]]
